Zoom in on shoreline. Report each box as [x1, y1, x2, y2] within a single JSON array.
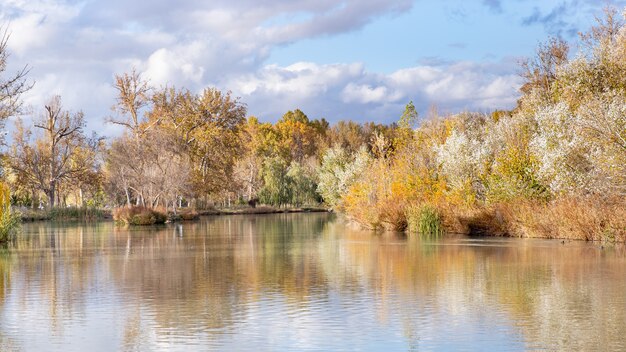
[[197, 206, 331, 216], [17, 206, 332, 223]]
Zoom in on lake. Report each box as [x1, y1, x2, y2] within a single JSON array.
[[0, 213, 625, 351]]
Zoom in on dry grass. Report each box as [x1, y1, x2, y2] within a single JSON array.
[[379, 198, 408, 231], [501, 196, 626, 242], [399, 196, 625, 242]]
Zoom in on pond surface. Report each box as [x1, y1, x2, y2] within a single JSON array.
[[0, 213, 625, 351]]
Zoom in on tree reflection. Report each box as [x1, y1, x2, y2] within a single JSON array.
[[0, 214, 624, 350]]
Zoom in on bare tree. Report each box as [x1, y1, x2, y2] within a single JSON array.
[[519, 37, 569, 102], [10, 96, 91, 207], [0, 27, 32, 142], [109, 68, 154, 142]]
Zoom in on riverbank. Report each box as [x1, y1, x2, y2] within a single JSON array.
[[16, 205, 331, 222], [346, 196, 626, 243], [18, 207, 112, 222], [198, 205, 331, 216]]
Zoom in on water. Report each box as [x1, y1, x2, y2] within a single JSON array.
[[0, 213, 625, 351]]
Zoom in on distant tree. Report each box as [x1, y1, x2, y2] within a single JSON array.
[[327, 121, 368, 154], [518, 37, 569, 110], [110, 68, 153, 142], [258, 156, 292, 207], [317, 145, 370, 208], [396, 101, 419, 148]]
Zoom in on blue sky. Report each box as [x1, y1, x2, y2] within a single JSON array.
[[1, 0, 625, 135]]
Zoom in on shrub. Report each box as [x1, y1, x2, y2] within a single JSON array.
[[179, 209, 199, 221], [113, 206, 167, 226], [0, 183, 19, 243]]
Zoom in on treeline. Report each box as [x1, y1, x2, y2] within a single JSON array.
[[5, 68, 399, 213]]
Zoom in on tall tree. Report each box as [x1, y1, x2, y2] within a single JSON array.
[[110, 68, 153, 142], [10, 96, 91, 207]]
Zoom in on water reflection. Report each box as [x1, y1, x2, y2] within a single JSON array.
[[0, 214, 624, 351]]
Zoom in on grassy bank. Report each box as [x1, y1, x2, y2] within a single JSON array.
[[399, 197, 626, 242], [18, 206, 111, 222]]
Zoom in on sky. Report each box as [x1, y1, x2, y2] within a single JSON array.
[[1, 0, 625, 136]]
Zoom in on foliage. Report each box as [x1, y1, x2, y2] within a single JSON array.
[[317, 145, 370, 208], [0, 182, 19, 243], [9, 96, 98, 208], [258, 158, 319, 207]]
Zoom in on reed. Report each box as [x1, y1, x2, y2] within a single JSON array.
[[407, 204, 443, 237], [0, 183, 19, 243]]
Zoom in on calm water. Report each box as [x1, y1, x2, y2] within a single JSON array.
[[0, 213, 625, 351]]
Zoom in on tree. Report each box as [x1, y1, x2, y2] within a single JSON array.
[[186, 88, 247, 197], [396, 101, 418, 148], [518, 37, 569, 111], [105, 128, 192, 210], [274, 109, 321, 163], [0, 27, 31, 144], [10, 96, 93, 207], [317, 145, 370, 208], [258, 156, 292, 207], [110, 68, 153, 142], [232, 117, 264, 201]]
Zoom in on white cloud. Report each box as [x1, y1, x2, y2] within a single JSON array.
[[1, 0, 525, 135], [144, 44, 206, 87], [227, 60, 522, 122], [342, 83, 393, 104]]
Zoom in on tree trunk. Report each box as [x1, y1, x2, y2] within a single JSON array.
[[47, 183, 56, 208]]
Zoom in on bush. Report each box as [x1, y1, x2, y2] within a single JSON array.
[[113, 206, 167, 226], [0, 183, 19, 243], [179, 209, 199, 220]]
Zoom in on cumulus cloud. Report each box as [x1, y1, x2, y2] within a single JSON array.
[[227, 60, 522, 122], [1, 0, 415, 128]]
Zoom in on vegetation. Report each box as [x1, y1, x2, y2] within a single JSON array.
[[18, 206, 109, 222], [0, 182, 19, 242], [407, 204, 443, 237], [332, 8, 626, 242], [113, 206, 167, 226], [0, 8, 624, 238]]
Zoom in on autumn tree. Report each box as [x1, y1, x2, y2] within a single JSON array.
[[151, 87, 247, 198], [10, 96, 94, 207], [274, 109, 322, 163], [110, 68, 153, 142], [232, 117, 264, 201]]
